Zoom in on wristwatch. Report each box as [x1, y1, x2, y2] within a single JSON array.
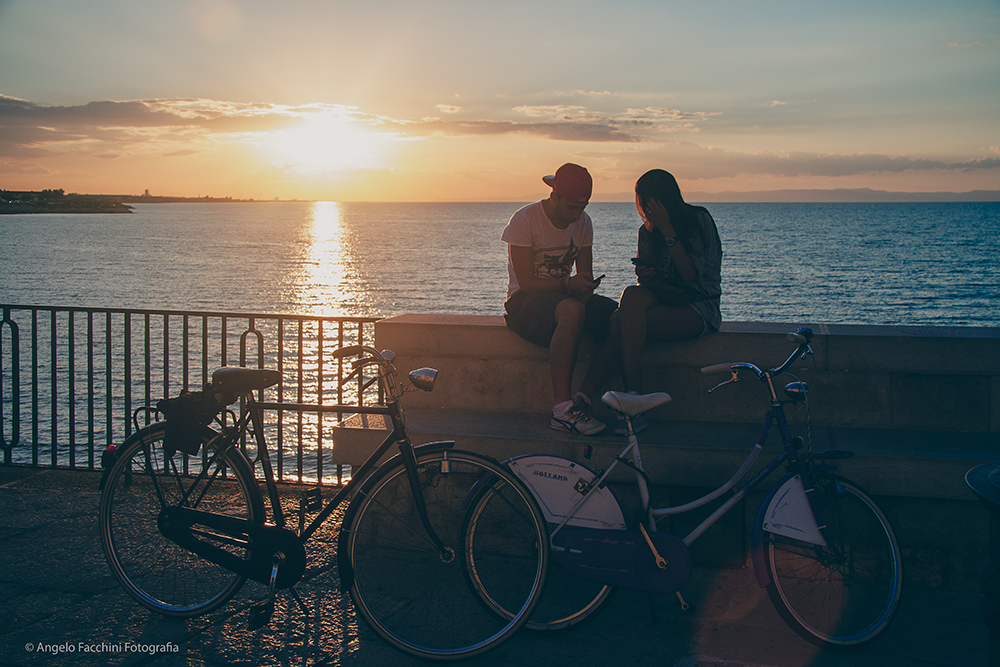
[[663, 236, 677, 248]]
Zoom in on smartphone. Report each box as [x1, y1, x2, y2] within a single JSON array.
[[593, 274, 605, 285], [631, 258, 651, 267]]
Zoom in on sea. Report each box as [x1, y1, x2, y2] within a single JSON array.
[[1, 201, 998, 327]]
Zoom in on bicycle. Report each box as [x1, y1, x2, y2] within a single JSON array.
[[487, 327, 903, 647], [98, 345, 549, 660]]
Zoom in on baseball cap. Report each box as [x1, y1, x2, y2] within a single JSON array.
[[542, 163, 592, 204]]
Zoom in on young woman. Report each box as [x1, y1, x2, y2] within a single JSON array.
[[612, 169, 722, 433]]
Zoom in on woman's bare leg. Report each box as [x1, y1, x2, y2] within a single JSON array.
[[615, 285, 704, 393]]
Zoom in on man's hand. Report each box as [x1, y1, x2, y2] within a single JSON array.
[[567, 274, 599, 299]]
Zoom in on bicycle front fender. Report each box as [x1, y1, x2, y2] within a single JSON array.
[[336, 440, 456, 592]]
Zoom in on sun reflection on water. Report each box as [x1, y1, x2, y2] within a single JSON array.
[[302, 201, 352, 317]]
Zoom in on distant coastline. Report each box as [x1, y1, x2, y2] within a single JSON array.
[[686, 188, 1000, 204], [0, 189, 304, 215], [1, 189, 134, 214], [2, 187, 998, 212]]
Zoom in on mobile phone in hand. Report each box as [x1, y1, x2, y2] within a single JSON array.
[[593, 274, 605, 285]]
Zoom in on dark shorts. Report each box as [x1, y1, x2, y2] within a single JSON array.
[[504, 290, 618, 348]]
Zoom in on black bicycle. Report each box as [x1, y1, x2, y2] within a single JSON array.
[[98, 345, 549, 660]]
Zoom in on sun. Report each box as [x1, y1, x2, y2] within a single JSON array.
[[261, 116, 397, 177]]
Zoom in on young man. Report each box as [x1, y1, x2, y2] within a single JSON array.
[[501, 163, 618, 435]]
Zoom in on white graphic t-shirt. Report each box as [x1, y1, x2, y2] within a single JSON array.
[[501, 201, 594, 299]]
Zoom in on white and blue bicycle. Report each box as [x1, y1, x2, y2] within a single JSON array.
[[482, 327, 902, 648]]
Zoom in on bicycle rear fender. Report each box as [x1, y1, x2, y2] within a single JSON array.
[[336, 440, 455, 592], [751, 472, 826, 588]]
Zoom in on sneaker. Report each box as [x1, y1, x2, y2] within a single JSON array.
[[614, 413, 648, 436], [550, 396, 606, 435]]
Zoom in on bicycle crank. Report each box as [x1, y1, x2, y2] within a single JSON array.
[[551, 526, 691, 596], [158, 507, 307, 589]]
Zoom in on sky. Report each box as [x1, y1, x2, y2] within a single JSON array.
[[1, 0, 998, 202]]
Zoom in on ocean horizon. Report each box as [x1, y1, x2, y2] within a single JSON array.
[[1, 200, 998, 328]]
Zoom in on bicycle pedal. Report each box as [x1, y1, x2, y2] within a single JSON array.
[[301, 486, 323, 511], [247, 598, 275, 630], [298, 488, 322, 533]]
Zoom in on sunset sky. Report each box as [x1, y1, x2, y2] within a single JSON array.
[[1, 0, 997, 201]]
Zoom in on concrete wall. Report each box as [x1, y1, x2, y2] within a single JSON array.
[[376, 314, 999, 433], [349, 314, 1000, 590]]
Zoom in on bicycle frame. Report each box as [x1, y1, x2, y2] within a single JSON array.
[[549, 332, 836, 562], [250, 394, 456, 547], [132, 352, 459, 589]]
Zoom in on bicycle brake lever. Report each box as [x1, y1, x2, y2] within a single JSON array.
[[708, 371, 740, 393]]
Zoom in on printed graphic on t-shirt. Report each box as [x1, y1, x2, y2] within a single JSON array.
[[534, 240, 578, 280]]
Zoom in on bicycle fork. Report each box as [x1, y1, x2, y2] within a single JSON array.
[[399, 438, 454, 563]]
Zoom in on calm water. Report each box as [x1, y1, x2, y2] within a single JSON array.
[[1, 201, 998, 327]]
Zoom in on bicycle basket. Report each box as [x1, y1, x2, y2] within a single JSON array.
[[156, 389, 224, 457]]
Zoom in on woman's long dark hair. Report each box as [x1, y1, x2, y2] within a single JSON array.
[[635, 169, 710, 246]]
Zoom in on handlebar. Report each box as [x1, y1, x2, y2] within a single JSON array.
[[701, 328, 814, 392], [332, 345, 436, 396]]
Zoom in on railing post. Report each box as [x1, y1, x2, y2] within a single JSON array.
[[1, 308, 20, 463]]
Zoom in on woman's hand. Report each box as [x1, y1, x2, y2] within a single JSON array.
[[643, 199, 677, 237], [634, 265, 655, 279]]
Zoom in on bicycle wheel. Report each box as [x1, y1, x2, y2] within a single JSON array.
[[466, 485, 615, 632], [342, 448, 548, 660], [524, 565, 614, 632], [763, 476, 902, 647], [100, 422, 264, 617]]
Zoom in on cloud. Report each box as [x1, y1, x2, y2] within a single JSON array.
[[3, 94, 997, 184], [0, 95, 383, 158], [405, 118, 642, 142]]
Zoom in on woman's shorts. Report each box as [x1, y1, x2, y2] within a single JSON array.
[[504, 290, 618, 348]]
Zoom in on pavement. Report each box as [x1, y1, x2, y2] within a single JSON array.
[[0, 466, 988, 667]]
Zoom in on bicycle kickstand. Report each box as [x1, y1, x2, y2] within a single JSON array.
[[248, 553, 285, 630]]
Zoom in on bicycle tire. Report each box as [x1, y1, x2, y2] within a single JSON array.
[[341, 448, 548, 660], [763, 476, 902, 647], [465, 484, 615, 632], [99, 422, 264, 617]]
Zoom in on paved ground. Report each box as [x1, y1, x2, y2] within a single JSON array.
[[0, 466, 988, 667]]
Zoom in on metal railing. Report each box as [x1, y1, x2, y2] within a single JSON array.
[[1, 304, 379, 483]]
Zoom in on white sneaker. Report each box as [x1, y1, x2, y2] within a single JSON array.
[[550, 396, 606, 435]]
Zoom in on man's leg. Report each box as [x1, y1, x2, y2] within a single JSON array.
[[576, 294, 620, 401], [548, 296, 586, 405]]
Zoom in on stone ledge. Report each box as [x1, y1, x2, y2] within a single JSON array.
[[375, 315, 1000, 432], [334, 408, 993, 501]]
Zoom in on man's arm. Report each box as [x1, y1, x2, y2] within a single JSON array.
[[509, 244, 599, 296], [509, 244, 563, 294]]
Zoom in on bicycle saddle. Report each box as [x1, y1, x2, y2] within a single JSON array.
[[211, 367, 282, 405], [601, 391, 671, 416]]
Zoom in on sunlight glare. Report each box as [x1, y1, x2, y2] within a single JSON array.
[[262, 116, 395, 176]]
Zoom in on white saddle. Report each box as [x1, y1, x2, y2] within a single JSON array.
[[601, 390, 671, 417]]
